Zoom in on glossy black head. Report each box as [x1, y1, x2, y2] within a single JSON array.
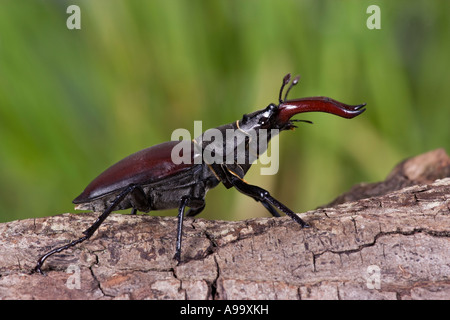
[[238, 73, 366, 133]]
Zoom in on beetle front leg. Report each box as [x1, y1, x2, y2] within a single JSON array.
[[227, 173, 309, 228], [260, 200, 281, 218]]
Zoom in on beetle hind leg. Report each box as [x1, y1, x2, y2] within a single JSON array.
[[34, 184, 143, 275], [129, 185, 150, 214]]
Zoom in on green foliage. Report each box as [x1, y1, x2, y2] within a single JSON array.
[[0, 0, 449, 222]]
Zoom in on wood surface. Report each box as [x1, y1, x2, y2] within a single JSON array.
[[0, 149, 449, 299]]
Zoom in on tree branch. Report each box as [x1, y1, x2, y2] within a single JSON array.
[[1, 149, 449, 299]]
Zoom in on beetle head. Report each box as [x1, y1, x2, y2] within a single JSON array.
[[239, 73, 366, 132]]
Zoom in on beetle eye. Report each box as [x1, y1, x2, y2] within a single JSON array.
[[242, 114, 249, 124], [267, 104, 277, 112], [258, 116, 268, 125]]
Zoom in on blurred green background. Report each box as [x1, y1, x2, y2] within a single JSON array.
[[0, 0, 449, 223]]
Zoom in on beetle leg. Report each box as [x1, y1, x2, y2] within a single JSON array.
[[226, 172, 309, 228], [174, 196, 189, 263], [129, 185, 150, 213], [174, 196, 205, 262], [130, 208, 137, 215], [260, 200, 281, 218], [186, 202, 205, 217], [34, 184, 140, 275]]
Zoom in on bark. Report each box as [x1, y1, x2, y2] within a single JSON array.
[[0, 149, 449, 300]]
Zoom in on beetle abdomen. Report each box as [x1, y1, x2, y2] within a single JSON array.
[[73, 141, 195, 204]]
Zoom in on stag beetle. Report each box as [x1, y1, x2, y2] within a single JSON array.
[[34, 73, 366, 274]]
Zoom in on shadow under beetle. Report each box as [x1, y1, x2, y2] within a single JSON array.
[[34, 73, 366, 274]]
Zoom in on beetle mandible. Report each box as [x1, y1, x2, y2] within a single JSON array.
[[34, 73, 366, 274]]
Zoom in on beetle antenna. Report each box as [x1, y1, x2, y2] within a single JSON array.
[[279, 73, 291, 104], [284, 75, 300, 102]]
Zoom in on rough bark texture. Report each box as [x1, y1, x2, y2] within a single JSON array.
[[0, 149, 449, 300]]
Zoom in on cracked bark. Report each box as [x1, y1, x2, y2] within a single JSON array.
[[0, 149, 449, 300]]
